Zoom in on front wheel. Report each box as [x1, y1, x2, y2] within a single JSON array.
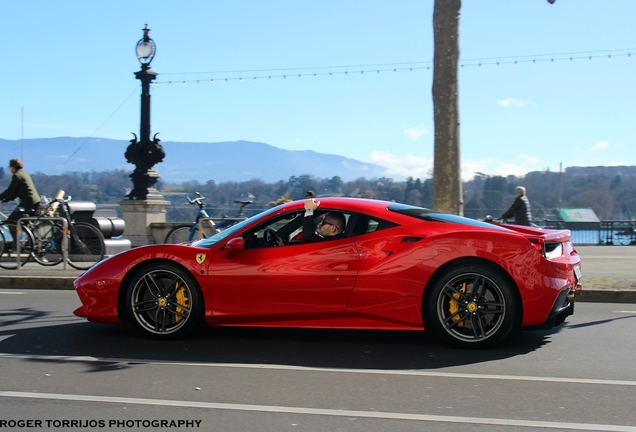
[[125, 263, 203, 339], [67, 222, 105, 270], [426, 265, 517, 349]]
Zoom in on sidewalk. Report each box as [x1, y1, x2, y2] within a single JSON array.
[[0, 246, 635, 303]]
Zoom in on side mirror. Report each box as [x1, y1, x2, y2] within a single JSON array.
[[223, 237, 244, 258]]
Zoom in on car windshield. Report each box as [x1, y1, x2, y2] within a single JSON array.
[[192, 206, 282, 247], [387, 203, 511, 231]]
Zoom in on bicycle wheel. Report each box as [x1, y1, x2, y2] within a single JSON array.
[[613, 232, 632, 246], [67, 222, 105, 270], [164, 225, 192, 244], [0, 222, 34, 269], [31, 220, 64, 266]]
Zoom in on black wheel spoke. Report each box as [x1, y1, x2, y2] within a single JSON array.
[[155, 308, 168, 333], [442, 283, 469, 303], [143, 272, 166, 298], [134, 298, 160, 313], [443, 310, 469, 328], [479, 301, 505, 313], [473, 275, 487, 299], [166, 303, 191, 318]]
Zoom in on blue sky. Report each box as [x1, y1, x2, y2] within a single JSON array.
[[1, 0, 634, 181]]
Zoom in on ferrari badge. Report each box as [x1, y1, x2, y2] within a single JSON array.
[[196, 253, 206, 264]]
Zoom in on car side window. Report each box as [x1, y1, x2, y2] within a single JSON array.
[[243, 211, 304, 249], [349, 214, 398, 237], [243, 210, 356, 248]]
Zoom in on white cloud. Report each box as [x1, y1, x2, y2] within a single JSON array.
[[588, 141, 609, 152], [366, 151, 433, 179], [403, 126, 429, 141], [367, 151, 542, 181], [497, 98, 536, 108]]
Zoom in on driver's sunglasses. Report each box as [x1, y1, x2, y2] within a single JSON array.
[[320, 219, 334, 228]]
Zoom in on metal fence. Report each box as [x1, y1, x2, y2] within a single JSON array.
[[539, 220, 635, 246]]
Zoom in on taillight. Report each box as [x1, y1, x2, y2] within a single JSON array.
[[527, 237, 563, 259], [528, 237, 544, 253]]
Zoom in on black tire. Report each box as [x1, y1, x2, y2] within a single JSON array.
[[67, 222, 105, 270], [125, 263, 203, 339], [0, 222, 34, 269], [164, 224, 215, 244], [31, 220, 64, 266], [427, 265, 517, 349]]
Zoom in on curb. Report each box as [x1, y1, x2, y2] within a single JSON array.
[[0, 276, 77, 290], [576, 290, 636, 304]]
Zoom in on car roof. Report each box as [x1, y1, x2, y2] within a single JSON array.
[[276, 197, 396, 214]]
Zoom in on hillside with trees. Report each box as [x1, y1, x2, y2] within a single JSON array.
[[0, 166, 634, 222]]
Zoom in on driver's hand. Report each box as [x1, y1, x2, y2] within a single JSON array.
[[304, 199, 320, 211], [275, 237, 284, 246]]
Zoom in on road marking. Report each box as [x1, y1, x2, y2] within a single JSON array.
[[1, 353, 636, 387], [0, 291, 25, 295], [1, 391, 634, 431], [580, 256, 636, 259], [615, 311, 636, 314]]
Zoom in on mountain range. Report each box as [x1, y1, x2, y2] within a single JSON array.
[[0, 137, 388, 184]]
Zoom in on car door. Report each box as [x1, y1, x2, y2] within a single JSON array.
[[208, 219, 360, 321]]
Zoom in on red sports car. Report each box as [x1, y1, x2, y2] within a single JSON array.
[[73, 198, 582, 348]]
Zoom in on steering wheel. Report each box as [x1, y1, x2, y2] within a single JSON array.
[[263, 228, 280, 247]]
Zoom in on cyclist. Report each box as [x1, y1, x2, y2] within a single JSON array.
[[0, 158, 41, 226], [500, 186, 532, 226]]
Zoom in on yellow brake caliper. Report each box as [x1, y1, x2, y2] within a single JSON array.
[[175, 283, 189, 323], [449, 282, 467, 327]]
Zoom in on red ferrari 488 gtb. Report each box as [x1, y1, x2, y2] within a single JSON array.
[[74, 198, 581, 348]]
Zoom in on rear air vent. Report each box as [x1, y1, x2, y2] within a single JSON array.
[[402, 237, 425, 243]]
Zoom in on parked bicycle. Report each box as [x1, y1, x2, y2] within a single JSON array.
[[612, 219, 636, 246], [0, 194, 106, 270], [0, 209, 36, 270], [164, 192, 252, 244]]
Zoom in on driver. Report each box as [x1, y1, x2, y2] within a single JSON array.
[[302, 198, 345, 241]]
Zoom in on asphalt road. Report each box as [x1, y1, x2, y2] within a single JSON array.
[[576, 245, 636, 278], [1, 290, 635, 431]]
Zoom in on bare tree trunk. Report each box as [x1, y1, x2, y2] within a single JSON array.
[[432, 0, 463, 215]]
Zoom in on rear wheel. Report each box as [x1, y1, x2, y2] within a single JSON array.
[[67, 222, 105, 270], [126, 263, 202, 339], [0, 222, 34, 269], [31, 220, 64, 266], [427, 265, 517, 348]]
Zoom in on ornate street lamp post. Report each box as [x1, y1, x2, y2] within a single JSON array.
[[125, 24, 166, 200]]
